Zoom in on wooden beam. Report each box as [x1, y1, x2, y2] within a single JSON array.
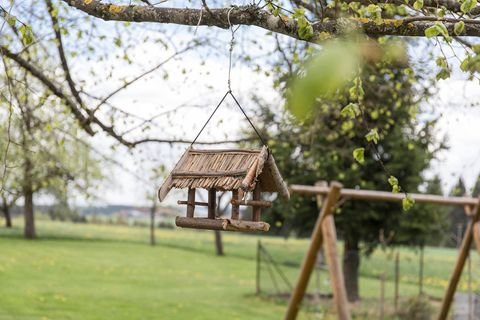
[[252, 186, 261, 222], [175, 217, 270, 232], [208, 189, 216, 219], [289, 184, 478, 208], [465, 206, 480, 256], [438, 198, 480, 320], [319, 184, 351, 320], [231, 189, 240, 220], [186, 188, 196, 217], [241, 158, 258, 191], [172, 170, 247, 178], [474, 222, 480, 256], [177, 200, 208, 207], [284, 181, 343, 320], [231, 199, 272, 208]]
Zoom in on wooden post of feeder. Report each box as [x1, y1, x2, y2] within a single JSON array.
[[438, 198, 480, 320], [252, 186, 261, 222], [232, 189, 240, 220], [208, 189, 216, 219], [187, 188, 195, 218]]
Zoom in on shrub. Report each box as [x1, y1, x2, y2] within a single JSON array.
[[397, 296, 432, 320]]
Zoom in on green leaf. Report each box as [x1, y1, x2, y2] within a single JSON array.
[[388, 175, 398, 187], [460, 56, 471, 71], [413, 0, 424, 9], [353, 147, 365, 164], [472, 44, 480, 54], [365, 128, 380, 144], [454, 21, 465, 35], [6, 13, 16, 27], [461, 0, 477, 13], [436, 68, 450, 80], [19, 25, 34, 45], [425, 22, 451, 41], [287, 40, 362, 120], [425, 25, 439, 38], [402, 196, 415, 211], [436, 57, 448, 68], [340, 103, 361, 119]]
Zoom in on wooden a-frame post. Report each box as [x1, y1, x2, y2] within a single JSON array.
[[285, 181, 351, 320], [438, 199, 480, 320]]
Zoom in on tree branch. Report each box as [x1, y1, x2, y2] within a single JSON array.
[[0, 45, 95, 135], [61, 0, 480, 40], [46, 0, 86, 113], [341, 0, 480, 16]]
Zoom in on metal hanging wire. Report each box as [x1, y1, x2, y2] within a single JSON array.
[[190, 7, 267, 147]]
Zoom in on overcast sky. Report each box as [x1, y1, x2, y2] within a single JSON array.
[[66, 26, 480, 207]]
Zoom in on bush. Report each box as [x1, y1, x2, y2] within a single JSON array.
[[397, 296, 432, 320]]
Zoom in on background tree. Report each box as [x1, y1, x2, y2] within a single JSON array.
[[397, 175, 449, 247], [447, 177, 468, 247], [244, 54, 442, 301], [0, 59, 103, 238]]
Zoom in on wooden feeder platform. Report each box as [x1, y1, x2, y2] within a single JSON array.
[[158, 146, 289, 232]]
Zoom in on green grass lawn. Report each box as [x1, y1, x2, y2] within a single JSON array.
[[0, 218, 477, 319]]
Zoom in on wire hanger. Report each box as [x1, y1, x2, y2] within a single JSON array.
[[190, 7, 267, 147]]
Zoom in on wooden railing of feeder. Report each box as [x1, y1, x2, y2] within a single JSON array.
[[175, 186, 271, 232]]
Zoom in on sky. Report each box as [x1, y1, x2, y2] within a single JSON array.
[[62, 23, 480, 206]]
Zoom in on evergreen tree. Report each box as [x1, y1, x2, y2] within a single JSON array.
[[245, 58, 442, 301], [447, 178, 468, 247]]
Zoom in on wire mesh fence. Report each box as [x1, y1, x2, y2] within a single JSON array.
[[256, 239, 480, 319]]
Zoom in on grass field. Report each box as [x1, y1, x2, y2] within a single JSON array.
[[0, 217, 478, 319]]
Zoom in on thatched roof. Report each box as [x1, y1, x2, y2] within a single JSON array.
[[158, 146, 289, 202]]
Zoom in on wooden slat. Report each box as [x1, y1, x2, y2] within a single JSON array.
[[186, 188, 196, 217], [178, 200, 208, 207], [172, 170, 247, 178], [285, 182, 343, 320], [252, 186, 261, 222], [175, 217, 270, 232], [190, 149, 261, 154], [158, 146, 191, 202], [474, 221, 480, 256], [231, 189, 240, 220], [208, 189, 216, 219], [241, 158, 258, 191], [289, 184, 478, 208], [230, 199, 272, 208]]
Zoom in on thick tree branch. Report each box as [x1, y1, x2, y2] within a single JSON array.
[[341, 0, 480, 16], [61, 0, 480, 40]]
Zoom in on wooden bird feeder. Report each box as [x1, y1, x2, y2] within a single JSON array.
[[158, 146, 289, 232]]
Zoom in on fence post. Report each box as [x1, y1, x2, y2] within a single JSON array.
[[394, 251, 400, 312], [419, 245, 424, 296], [380, 272, 385, 320], [257, 240, 261, 295]]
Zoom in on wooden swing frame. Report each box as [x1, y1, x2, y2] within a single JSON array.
[[284, 181, 480, 320]]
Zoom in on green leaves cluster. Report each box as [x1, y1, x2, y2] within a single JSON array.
[[292, 8, 314, 40]]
